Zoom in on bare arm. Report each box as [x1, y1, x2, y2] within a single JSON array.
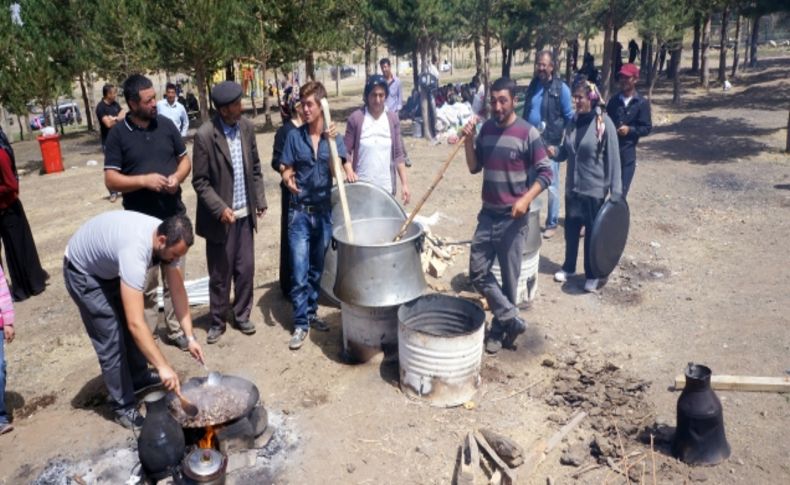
[[165, 265, 204, 362], [396, 162, 410, 204], [461, 117, 480, 173], [120, 282, 180, 392]]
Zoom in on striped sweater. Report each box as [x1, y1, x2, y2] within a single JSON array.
[[0, 265, 14, 329], [472, 117, 552, 210]]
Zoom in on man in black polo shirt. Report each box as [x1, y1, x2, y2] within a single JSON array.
[[104, 74, 193, 351]]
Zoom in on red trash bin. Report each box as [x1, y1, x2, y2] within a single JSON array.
[[37, 134, 64, 174]]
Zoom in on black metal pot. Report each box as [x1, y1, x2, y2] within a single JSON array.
[[672, 363, 731, 465], [138, 390, 186, 481]]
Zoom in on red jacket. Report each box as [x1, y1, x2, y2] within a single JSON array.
[[0, 148, 19, 210]]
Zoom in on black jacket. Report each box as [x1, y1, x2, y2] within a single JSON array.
[[606, 92, 652, 164], [522, 76, 568, 146]]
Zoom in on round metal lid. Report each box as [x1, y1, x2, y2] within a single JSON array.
[[183, 448, 225, 478], [589, 198, 630, 278]]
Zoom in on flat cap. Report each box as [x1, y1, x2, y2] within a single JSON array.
[[211, 81, 242, 108]]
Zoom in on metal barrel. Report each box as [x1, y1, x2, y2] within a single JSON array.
[[491, 249, 540, 304], [397, 295, 485, 407], [341, 302, 399, 363]]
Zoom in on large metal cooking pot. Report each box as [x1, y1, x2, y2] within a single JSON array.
[[168, 374, 260, 428], [525, 197, 542, 254], [333, 217, 427, 307], [320, 182, 407, 307]]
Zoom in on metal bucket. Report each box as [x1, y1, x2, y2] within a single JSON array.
[[333, 217, 426, 307], [397, 294, 485, 407], [492, 249, 540, 304], [321, 182, 407, 306], [341, 302, 399, 363]]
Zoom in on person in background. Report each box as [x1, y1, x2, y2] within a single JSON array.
[[606, 63, 652, 199], [192, 81, 267, 344], [96, 84, 124, 203], [522, 51, 574, 240], [0, 264, 16, 435], [380, 58, 412, 167], [271, 87, 302, 299], [156, 82, 190, 138], [462, 77, 552, 355], [553, 80, 622, 293], [279, 81, 355, 350], [0, 127, 48, 302], [104, 74, 192, 351], [344, 75, 410, 204]]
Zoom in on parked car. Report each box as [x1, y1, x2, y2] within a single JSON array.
[[28, 101, 82, 130], [330, 65, 356, 80]]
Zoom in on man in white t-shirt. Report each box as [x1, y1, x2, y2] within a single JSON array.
[[63, 211, 204, 429], [344, 75, 410, 204]]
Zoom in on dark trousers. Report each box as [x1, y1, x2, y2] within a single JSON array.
[[63, 258, 148, 410], [0, 199, 47, 301], [469, 209, 528, 323], [622, 158, 636, 200], [278, 185, 292, 299], [206, 216, 255, 329], [288, 207, 332, 330], [562, 194, 605, 279]]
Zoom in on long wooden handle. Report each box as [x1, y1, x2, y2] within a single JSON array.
[[393, 136, 466, 242], [320, 98, 354, 243]]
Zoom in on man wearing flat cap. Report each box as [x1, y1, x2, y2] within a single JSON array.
[[606, 63, 652, 199], [192, 81, 267, 344]]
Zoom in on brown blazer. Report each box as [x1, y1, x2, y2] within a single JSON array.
[[192, 116, 267, 243]]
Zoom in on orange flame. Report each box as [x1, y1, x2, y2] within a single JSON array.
[[198, 426, 216, 449]]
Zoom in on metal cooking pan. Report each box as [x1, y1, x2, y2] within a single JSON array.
[[168, 374, 260, 428], [589, 198, 630, 278]]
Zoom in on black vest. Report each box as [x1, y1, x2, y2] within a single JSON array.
[[523, 76, 567, 146]]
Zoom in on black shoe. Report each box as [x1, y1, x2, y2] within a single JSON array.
[[207, 326, 225, 344], [485, 320, 505, 355], [114, 407, 144, 430], [309, 317, 330, 332], [236, 320, 256, 335], [133, 370, 162, 394], [289, 328, 308, 350], [167, 334, 190, 351], [501, 316, 527, 349]]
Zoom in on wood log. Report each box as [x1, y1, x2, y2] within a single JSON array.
[[479, 428, 525, 468], [674, 374, 790, 392], [474, 431, 517, 484]]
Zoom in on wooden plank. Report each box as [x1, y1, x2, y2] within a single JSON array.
[[474, 431, 517, 484], [544, 411, 587, 453], [674, 375, 790, 392]]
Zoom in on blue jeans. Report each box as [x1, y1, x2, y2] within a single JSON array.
[[546, 159, 561, 229], [288, 208, 332, 330], [0, 334, 8, 424]]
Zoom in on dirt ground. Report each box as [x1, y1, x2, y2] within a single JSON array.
[[1, 54, 789, 485]]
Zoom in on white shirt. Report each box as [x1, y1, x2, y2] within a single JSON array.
[[356, 109, 393, 192], [156, 99, 189, 137]]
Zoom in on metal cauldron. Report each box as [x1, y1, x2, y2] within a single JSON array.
[[332, 217, 426, 307], [321, 182, 407, 306]]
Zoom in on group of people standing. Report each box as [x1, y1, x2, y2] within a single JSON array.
[[463, 50, 652, 354]]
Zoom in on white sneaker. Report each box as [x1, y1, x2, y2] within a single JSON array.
[[554, 270, 572, 283], [584, 278, 599, 292]]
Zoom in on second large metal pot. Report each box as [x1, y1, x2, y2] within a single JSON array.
[[332, 217, 427, 307]]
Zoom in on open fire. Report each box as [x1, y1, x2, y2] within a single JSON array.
[[198, 425, 216, 449]]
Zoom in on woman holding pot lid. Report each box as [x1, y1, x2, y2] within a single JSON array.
[[553, 79, 622, 293]]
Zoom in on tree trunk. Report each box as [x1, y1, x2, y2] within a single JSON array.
[[701, 13, 711, 89], [418, 45, 432, 140], [79, 72, 94, 132], [611, 26, 620, 89], [743, 17, 750, 67], [691, 13, 701, 73], [195, 65, 210, 122], [565, 39, 573, 84], [364, 28, 373, 77], [786, 110, 790, 153], [501, 44, 509, 78], [483, 21, 491, 104], [19, 115, 27, 141], [261, 63, 272, 127], [335, 57, 341, 97], [749, 15, 760, 68], [474, 35, 483, 76], [600, 8, 614, 100], [646, 41, 654, 81], [718, 6, 730, 82], [671, 45, 683, 104], [572, 36, 579, 71], [584, 37, 590, 55], [731, 15, 741, 78], [647, 45, 661, 101], [305, 51, 316, 81], [640, 39, 648, 72], [411, 48, 419, 88], [273, 70, 282, 117], [450, 40, 455, 76]]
